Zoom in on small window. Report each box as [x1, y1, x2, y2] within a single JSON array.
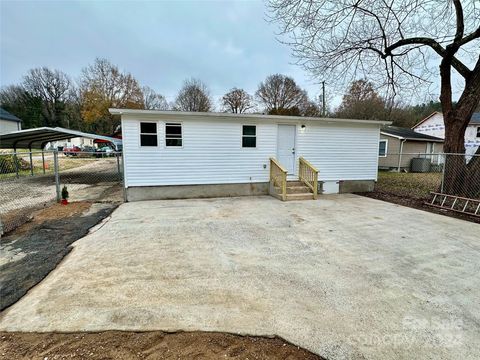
[[166, 123, 182, 147], [379, 139, 387, 157], [477, 126, 480, 138], [140, 122, 158, 146], [242, 125, 256, 148]]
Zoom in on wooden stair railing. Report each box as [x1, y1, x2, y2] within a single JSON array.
[[298, 157, 319, 199], [269, 157, 288, 201]]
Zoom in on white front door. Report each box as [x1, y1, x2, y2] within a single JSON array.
[[277, 124, 296, 174]]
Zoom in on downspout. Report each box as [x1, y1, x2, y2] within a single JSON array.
[[397, 139, 406, 172]]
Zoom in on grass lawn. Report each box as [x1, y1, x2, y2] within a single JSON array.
[[0, 156, 98, 180], [375, 171, 442, 200]]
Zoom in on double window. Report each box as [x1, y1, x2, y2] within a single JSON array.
[[165, 123, 182, 147], [139, 122, 183, 147], [242, 125, 256, 148], [379, 139, 388, 157]]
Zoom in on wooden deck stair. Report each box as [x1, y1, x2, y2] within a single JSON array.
[[272, 180, 315, 201], [269, 157, 319, 201]]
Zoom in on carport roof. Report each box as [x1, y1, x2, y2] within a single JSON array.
[[0, 127, 121, 149]]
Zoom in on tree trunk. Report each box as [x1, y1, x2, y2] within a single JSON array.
[[440, 56, 480, 198]]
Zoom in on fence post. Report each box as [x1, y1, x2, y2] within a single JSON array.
[[42, 151, 46, 174], [14, 152, 19, 178], [29, 151, 34, 176], [54, 150, 61, 202], [120, 152, 127, 202], [441, 153, 446, 193], [116, 152, 121, 178]]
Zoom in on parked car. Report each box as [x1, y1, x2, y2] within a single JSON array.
[[95, 146, 114, 158], [63, 146, 81, 156]]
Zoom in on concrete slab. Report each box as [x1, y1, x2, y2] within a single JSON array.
[[0, 195, 479, 360]]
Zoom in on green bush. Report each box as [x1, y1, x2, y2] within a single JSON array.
[[0, 155, 31, 174]]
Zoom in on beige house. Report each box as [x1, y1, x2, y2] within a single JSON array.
[[379, 126, 444, 171], [0, 108, 21, 135]]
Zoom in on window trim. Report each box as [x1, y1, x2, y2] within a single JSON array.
[[241, 124, 257, 148], [139, 121, 159, 147], [165, 122, 183, 148], [379, 139, 388, 157]]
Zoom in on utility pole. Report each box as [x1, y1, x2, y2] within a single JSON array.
[[322, 81, 326, 117]]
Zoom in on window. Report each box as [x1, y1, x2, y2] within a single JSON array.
[[242, 125, 256, 148], [477, 126, 480, 138], [140, 122, 158, 146], [379, 139, 387, 157], [165, 123, 182, 147]]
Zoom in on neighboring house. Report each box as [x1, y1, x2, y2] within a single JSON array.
[[110, 108, 389, 201], [379, 126, 444, 171], [413, 111, 480, 155], [0, 108, 22, 134]]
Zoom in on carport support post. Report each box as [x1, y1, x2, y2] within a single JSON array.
[[13, 149, 19, 179], [54, 150, 61, 202]]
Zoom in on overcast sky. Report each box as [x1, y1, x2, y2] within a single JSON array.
[[0, 0, 328, 107]]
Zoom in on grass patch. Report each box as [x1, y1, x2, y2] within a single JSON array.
[[375, 171, 442, 200]]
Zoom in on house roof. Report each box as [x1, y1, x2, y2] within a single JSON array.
[[0, 127, 122, 149], [381, 126, 444, 142], [0, 108, 22, 123], [109, 108, 392, 126], [412, 111, 480, 128], [471, 112, 480, 125]]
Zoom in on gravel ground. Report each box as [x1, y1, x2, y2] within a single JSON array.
[[2, 195, 478, 360]]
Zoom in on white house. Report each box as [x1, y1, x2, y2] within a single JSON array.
[[110, 109, 389, 201], [0, 108, 22, 135], [413, 111, 480, 155]]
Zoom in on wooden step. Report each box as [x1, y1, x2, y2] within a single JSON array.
[[287, 185, 311, 194], [285, 193, 315, 201], [286, 180, 304, 187], [275, 185, 312, 194]]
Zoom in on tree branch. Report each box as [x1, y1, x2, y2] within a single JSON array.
[[384, 37, 471, 78]]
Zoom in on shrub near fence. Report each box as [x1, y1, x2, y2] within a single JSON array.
[[0, 154, 30, 175]]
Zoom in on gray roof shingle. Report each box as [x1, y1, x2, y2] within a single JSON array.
[[0, 108, 22, 123], [381, 126, 444, 142]]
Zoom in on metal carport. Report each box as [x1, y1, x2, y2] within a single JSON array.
[[0, 127, 122, 176]]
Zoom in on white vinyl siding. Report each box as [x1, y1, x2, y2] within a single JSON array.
[[122, 115, 381, 188], [122, 117, 275, 187], [0, 119, 21, 135], [295, 123, 380, 181]]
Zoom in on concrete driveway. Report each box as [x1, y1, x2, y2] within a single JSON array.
[[1, 195, 479, 360]]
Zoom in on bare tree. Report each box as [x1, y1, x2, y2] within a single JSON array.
[[174, 78, 212, 112], [23, 67, 73, 127], [268, 0, 480, 195], [142, 86, 169, 110], [221, 88, 255, 113], [256, 74, 308, 114]]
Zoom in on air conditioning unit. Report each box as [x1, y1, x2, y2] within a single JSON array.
[[411, 158, 431, 173]]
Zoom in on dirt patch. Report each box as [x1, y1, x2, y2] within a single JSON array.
[[359, 191, 480, 224], [0, 202, 117, 311], [0, 331, 324, 360]]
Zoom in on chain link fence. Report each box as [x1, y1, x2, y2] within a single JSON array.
[[376, 152, 480, 201], [0, 150, 124, 235]]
